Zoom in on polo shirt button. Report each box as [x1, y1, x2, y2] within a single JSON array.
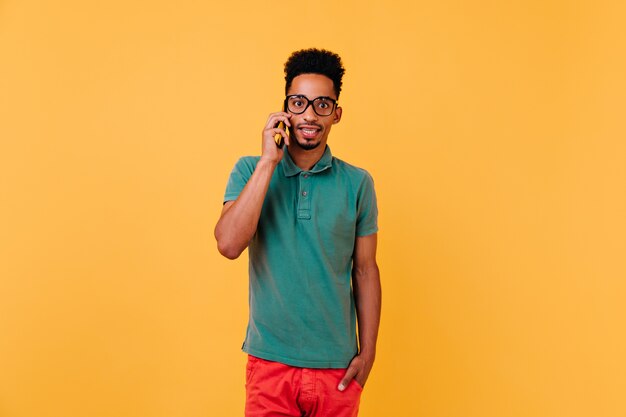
[[303, 173, 309, 178], [302, 191, 308, 196]]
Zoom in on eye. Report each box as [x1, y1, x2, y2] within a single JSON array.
[[289, 97, 306, 108]]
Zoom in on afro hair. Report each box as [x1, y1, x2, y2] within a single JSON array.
[[284, 48, 345, 99]]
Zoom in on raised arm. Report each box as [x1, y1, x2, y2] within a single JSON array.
[[214, 112, 291, 259]]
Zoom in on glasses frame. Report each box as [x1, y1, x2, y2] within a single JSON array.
[[284, 95, 338, 117]]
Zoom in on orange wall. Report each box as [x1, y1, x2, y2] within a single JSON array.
[[1, 1, 625, 416]]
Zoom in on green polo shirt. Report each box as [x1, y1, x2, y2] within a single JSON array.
[[223, 145, 378, 368]]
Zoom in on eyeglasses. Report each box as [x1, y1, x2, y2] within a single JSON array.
[[284, 95, 338, 117]]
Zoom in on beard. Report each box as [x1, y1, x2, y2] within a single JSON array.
[[290, 127, 322, 150], [294, 138, 321, 150]]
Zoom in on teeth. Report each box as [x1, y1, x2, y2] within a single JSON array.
[[303, 129, 317, 134]]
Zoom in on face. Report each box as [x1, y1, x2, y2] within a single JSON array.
[[286, 73, 342, 151]]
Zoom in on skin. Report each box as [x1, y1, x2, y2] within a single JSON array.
[[214, 73, 381, 392]]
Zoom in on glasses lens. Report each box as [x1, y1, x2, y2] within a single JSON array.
[[286, 96, 336, 116], [287, 96, 309, 114], [313, 98, 335, 116]]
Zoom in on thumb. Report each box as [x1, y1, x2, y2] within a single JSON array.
[[338, 366, 357, 392]]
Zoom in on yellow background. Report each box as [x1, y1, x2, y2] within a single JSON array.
[[1, 0, 625, 416]]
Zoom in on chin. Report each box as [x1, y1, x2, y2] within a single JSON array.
[[294, 138, 321, 150]]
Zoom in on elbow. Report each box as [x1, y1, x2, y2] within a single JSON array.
[[217, 242, 243, 260], [215, 232, 244, 260], [214, 220, 246, 259]]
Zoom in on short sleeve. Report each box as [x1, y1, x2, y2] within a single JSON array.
[[355, 172, 379, 237], [223, 157, 258, 203]]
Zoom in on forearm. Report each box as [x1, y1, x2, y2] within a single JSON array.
[[214, 158, 277, 259], [353, 262, 381, 359]]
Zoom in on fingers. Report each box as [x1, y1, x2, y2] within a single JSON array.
[[264, 112, 292, 130], [264, 113, 291, 150], [271, 122, 290, 139], [260, 112, 291, 163], [263, 113, 291, 143], [274, 128, 289, 148], [338, 363, 359, 391]]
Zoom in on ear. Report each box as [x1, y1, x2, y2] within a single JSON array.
[[333, 106, 342, 124]]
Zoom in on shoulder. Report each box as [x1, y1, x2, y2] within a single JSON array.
[[231, 155, 261, 175], [235, 155, 261, 168], [331, 156, 375, 186]]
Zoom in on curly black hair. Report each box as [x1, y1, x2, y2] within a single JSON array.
[[284, 48, 345, 99]]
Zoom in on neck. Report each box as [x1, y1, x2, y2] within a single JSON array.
[[287, 144, 326, 171]]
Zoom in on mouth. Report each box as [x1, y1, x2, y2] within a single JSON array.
[[297, 125, 322, 139]]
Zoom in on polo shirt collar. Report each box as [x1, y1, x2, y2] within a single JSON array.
[[281, 145, 333, 177]]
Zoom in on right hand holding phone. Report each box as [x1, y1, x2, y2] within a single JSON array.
[[261, 112, 291, 165]]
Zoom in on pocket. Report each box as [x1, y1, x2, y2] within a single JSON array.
[[245, 355, 260, 384], [352, 378, 364, 392]]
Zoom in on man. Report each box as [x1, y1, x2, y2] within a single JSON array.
[[214, 48, 381, 417]]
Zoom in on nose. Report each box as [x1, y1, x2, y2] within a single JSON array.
[[302, 103, 318, 122]]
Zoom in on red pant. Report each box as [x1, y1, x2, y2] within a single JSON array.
[[245, 355, 363, 417]]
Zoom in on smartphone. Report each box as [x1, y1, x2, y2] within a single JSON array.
[[274, 103, 288, 148], [274, 121, 286, 148]]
